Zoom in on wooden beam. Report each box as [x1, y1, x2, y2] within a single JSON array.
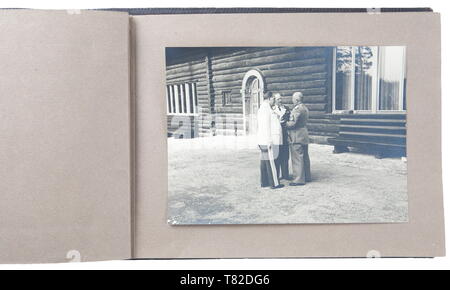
[[266, 80, 327, 91], [212, 52, 301, 71]]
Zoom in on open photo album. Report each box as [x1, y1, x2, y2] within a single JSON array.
[[0, 8, 445, 263]]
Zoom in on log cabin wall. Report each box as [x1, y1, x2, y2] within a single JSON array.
[[166, 47, 339, 144], [166, 48, 210, 138]]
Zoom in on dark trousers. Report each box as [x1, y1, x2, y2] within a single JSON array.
[[290, 143, 311, 184], [276, 144, 290, 179], [259, 145, 280, 188]]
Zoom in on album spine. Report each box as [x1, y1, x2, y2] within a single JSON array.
[[103, 7, 433, 15]]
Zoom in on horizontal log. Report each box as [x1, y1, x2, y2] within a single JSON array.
[[211, 47, 296, 65], [211, 46, 325, 68], [197, 91, 210, 97], [307, 123, 339, 133], [210, 120, 245, 127], [211, 52, 301, 72], [305, 103, 327, 111], [212, 102, 243, 108], [166, 58, 205, 70], [211, 47, 326, 73], [167, 47, 326, 75], [212, 113, 244, 118], [309, 113, 339, 120], [196, 101, 209, 107], [340, 120, 406, 127], [196, 93, 209, 99], [166, 68, 206, 78], [166, 76, 206, 85], [339, 114, 406, 120], [227, 99, 244, 105], [214, 94, 241, 103], [211, 84, 242, 92], [166, 62, 206, 75], [196, 85, 209, 91], [340, 125, 406, 135], [213, 103, 244, 109], [305, 111, 326, 117], [195, 83, 209, 90], [263, 64, 327, 78], [166, 78, 207, 87], [264, 57, 327, 71], [213, 103, 242, 110], [197, 100, 210, 105], [212, 119, 244, 125], [212, 79, 242, 90], [166, 70, 206, 82], [210, 70, 327, 90], [166, 49, 207, 66], [197, 101, 211, 107], [308, 118, 340, 124], [195, 111, 211, 116], [274, 87, 327, 96], [210, 47, 279, 61], [308, 131, 338, 137], [338, 133, 406, 145], [265, 72, 327, 84], [265, 95, 328, 105], [214, 107, 244, 114], [211, 58, 327, 81], [211, 71, 247, 83], [303, 95, 327, 103], [266, 80, 327, 91]]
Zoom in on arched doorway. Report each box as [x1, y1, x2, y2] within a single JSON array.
[[241, 69, 265, 135]]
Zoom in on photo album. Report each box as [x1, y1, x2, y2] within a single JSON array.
[[0, 8, 445, 263]]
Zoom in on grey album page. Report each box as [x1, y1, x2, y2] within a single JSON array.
[[0, 10, 132, 263], [132, 12, 444, 258]]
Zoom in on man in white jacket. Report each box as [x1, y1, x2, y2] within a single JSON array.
[[257, 91, 284, 189]]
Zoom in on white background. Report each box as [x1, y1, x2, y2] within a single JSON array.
[[0, 0, 448, 270]]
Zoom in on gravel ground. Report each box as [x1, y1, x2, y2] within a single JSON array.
[[168, 136, 408, 225]]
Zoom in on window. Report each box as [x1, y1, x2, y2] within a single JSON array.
[[333, 46, 406, 113], [167, 83, 198, 115], [221, 90, 232, 106], [378, 47, 406, 111]]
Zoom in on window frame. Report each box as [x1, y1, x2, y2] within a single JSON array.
[[167, 82, 199, 116], [332, 46, 406, 114], [221, 90, 232, 107]]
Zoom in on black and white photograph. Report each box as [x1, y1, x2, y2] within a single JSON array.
[[167, 46, 408, 225]]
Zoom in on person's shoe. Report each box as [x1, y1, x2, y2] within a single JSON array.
[[271, 184, 285, 189], [289, 182, 305, 186]]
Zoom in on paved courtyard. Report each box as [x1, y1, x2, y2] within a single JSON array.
[[168, 136, 408, 225]]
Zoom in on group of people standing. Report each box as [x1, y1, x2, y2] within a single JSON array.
[[257, 91, 311, 189]]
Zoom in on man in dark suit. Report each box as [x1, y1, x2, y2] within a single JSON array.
[[286, 92, 311, 186], [273, 93, 291, 180]]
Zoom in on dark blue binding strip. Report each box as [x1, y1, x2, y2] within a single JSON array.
[[102, 7, 433, 15]]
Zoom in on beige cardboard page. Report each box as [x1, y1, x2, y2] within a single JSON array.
[[0, 10, 132, 263], [133, 12, 444, 258]]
